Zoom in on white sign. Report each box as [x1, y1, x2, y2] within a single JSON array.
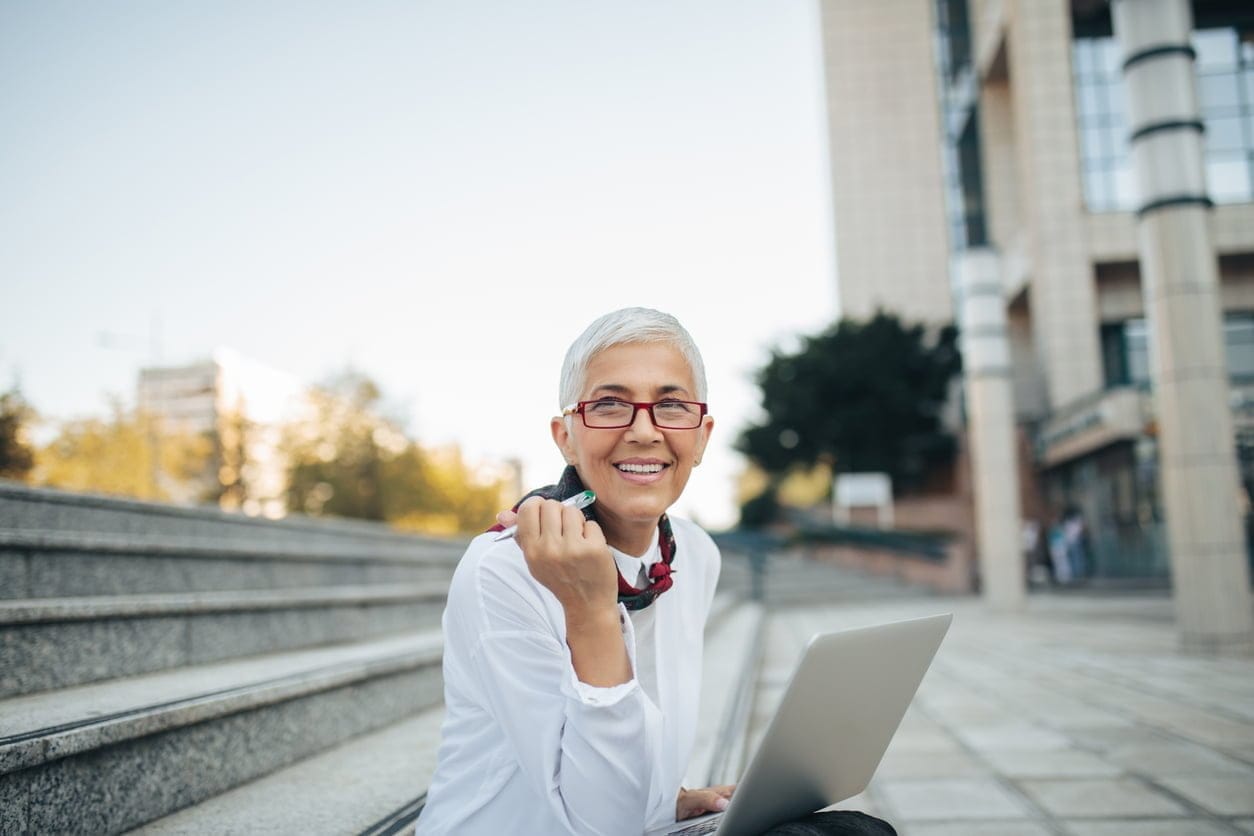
[[833, 472, 894, 528]]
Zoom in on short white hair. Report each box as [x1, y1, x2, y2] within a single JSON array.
[[559, 307, 708, 409]]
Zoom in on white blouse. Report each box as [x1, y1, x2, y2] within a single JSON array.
[[416, 516, 722, 836]]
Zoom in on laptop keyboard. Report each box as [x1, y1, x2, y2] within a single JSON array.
[[669, 814, 723, 835]]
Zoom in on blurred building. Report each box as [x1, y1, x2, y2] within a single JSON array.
[[818, 0, 1254, 579], [137, 348, 306, 516]]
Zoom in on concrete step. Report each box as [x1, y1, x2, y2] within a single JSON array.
[[0, 631, 444, 835], [0, 484, 465, 600], [0, 533, 459, 599], [0, 583, 449, 698], [130, 708, 447, 835]]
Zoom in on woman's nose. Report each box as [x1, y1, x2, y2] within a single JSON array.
[[625, 404, 663, 438]]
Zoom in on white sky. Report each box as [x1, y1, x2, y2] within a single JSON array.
[[0, 1, 840, 529]]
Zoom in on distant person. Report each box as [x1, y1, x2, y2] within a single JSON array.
[[1021, 519, 1047, 586], [1048, 515, 1072, 586], [416, 308, 896, 835], [1063, 506, 1089, 582]]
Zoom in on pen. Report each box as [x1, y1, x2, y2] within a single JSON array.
[[493, 490, 597, 541]]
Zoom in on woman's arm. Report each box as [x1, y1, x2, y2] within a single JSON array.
[[468, 566, 659, 835], [462, 498, 659, 834]]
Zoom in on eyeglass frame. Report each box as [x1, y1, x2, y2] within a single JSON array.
[[562, 399, 710, 430]]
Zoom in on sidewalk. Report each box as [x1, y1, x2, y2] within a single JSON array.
[[756, 591, 1254, 836]]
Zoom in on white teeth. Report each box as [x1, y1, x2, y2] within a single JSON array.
[[617, 463, 664, 474]]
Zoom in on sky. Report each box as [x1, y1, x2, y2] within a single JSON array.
[[1, 1, 840, 529]]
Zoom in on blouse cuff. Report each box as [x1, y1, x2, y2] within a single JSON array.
[[564, 603, 639, 707]]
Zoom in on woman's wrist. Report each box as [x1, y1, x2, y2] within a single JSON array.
[[565, 605, 631, 687]]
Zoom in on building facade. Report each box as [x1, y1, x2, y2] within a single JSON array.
[[137, 348, 307, 516], [819, 0, 1254, 580]]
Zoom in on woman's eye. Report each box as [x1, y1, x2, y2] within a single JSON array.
[[588, 400, 628, 413], [656, 401, 692, 414]]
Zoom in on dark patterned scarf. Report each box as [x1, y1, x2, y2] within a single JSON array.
[[487, 466, 675, 610]]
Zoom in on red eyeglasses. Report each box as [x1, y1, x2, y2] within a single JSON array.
[[563, 399, 708, 429]]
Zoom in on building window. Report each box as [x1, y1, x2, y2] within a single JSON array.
[[957, 114, 987, 247], [1074, 26, 1254, 212], [1227, 313, 1254, 379], [1102, 312, 1254, 387]]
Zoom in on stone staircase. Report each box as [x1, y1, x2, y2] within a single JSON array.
[[0, 484, 933, 834], [0, 484, 462, 835]]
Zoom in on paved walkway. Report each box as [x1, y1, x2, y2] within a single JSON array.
[[752, 591, 1254, 836]]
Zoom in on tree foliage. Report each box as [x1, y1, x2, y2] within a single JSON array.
[[282, 371, 506, 534], [35, 404, 215, 500], [0, 389, 36, 481], [738, 313, 962, 494]]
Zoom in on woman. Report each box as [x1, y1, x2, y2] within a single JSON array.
[[417, 308, 894, 836]]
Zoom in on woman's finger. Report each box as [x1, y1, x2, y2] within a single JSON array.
[[514, 497, 543, 545], [538, 497, 566, 540], [562, 503, 588, 539], [698, 790, 730, 812]]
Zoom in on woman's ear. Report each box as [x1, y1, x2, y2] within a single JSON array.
[[551, 416, 577, 465], [693, 415, 714, 465]]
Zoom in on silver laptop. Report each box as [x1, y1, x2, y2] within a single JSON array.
[[650, 613, 953, 836]]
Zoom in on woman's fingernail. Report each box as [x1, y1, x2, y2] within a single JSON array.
[[714, 797, 729, 812]]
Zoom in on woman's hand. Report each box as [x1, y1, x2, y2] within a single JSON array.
[[514, 497, 617, 616], [676, 785, 735, 820]]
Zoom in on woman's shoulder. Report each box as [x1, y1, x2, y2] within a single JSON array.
[[668, 515, 718, 551], [446, 533, 556, 627]]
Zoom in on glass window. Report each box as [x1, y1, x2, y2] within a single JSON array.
[[1125, 320, 1152, 385], [1076, 28, 1254, 211], [1112, 315, 1254, 386], [1102, 323, 1129, 387], [1082, 125, 1107, 159], [1207, 153, 1253, 202], [1200, 73, 1241, 111], [1084, 164, 1113, 209], [1194, 28, 1238, 71], [1227, 315, 1254, 379], [1105, 122, 1127, 158], [1105, 81, 1126, 119], [1099, 39, 1122, 76], [1112, 161, 1137, 208], [1207, 116, 1245, 152], [1074, 39, 1094, 74]]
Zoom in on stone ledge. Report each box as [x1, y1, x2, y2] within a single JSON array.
[[0, 630, 443, 775], [0, 483, 469, 562], [0, 582, 449, 624]]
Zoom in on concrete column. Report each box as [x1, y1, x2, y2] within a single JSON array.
[[818, 0, 953, 325], [959, 248, 1025, 610], [1112, 0, 1253, 651], [1007, 0, 1104, 408]]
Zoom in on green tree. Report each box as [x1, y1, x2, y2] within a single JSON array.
[[284, 373, 393, 520], [35, 404, 214, 500], [212, 408, 251, 510], [282, 372, 507, 533], [0, 389, 36, 481], [738, 312, 962, 495]]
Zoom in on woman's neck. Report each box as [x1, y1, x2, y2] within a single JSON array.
[[599, 512, 660, 558]]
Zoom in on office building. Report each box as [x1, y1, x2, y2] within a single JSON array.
[[818, 0, 1254, 582]]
